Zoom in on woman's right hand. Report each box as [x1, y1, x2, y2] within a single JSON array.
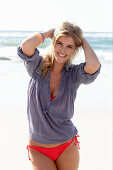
[[43, 29, 54, 39]]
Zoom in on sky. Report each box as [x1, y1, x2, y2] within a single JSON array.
[[0, 0, 112, 32]]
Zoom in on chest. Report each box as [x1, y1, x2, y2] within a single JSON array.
[[50, 73, 62, 98], [32, 70, 76, 114]]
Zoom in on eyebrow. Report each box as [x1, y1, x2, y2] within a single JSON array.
[[57, 40, 62, 43], [57, 40, 74, 47]]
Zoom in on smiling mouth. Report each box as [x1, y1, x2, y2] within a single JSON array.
[[57, 53, 66, 58]]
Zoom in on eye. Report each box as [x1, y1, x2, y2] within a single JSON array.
[[56, 41, 62, 45], [67, 45, 73, 49]]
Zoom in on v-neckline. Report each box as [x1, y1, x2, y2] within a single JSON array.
[[48, 67, 64, 103]]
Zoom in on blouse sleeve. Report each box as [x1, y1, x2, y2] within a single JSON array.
[[17, 45, 43, 77], [70, 62, 101, 88]]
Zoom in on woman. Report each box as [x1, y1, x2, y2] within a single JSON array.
[[17, 21, 101, 170]]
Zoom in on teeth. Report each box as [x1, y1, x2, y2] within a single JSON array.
[[58, 53, 66, 57]]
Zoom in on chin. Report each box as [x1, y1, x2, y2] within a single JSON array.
[[55, 58, 67, 65]]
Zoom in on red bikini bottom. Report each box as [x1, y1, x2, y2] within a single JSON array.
[[27, 134, 80, 161]]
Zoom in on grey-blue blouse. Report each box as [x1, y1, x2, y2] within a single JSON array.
[[17, 46, 101, 144]]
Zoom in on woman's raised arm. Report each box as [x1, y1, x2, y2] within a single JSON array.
[[21, 30, 54, 57], [82, 38, 101, 74]]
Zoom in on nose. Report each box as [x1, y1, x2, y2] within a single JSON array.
[[59, 46, 66, 54]]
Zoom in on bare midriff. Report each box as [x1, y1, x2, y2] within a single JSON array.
[[28, 138, 72, 148]]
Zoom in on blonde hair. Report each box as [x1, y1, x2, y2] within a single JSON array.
[[40, 21, 83, 77]]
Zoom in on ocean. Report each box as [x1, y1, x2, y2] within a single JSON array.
[[0, 30, 112, 78]]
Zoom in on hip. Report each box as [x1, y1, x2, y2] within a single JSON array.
[[28, 134, 80, 148]]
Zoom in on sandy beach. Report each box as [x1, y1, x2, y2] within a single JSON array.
[[0, 61, 112, 170]]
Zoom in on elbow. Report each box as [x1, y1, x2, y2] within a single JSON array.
[[84, 61, 101, 74], [21, 41, 28, 55], [21, 39, 28, 49], [92, 62, 101, 73], [21, 41, 35, 57], [21, 41, 26, 52]]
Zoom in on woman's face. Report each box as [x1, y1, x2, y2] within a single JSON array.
[[53, 36, 75, 65]]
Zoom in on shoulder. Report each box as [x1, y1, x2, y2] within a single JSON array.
[[64, 62, 86, 73]]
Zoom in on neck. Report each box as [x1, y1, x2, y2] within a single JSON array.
[[51, 60, 64, 74]]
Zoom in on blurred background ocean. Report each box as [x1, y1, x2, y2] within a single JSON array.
[[0, 30, 112, 79]]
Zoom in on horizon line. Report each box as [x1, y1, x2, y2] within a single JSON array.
[[0, 29, 112, 33]]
